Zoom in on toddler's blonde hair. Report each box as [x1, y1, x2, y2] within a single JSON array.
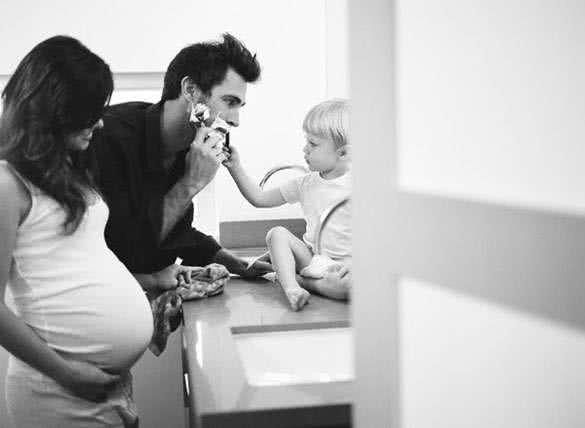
[[302, 98, 349, 148]]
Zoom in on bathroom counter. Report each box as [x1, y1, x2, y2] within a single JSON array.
[[181, 276, 351, 428]]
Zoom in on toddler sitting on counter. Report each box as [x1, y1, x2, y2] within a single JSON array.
[[224, 99, 351, 310]]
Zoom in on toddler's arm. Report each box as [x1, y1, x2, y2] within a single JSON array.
[[224, 145, 286, 208]]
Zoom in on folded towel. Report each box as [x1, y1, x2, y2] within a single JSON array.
[[176, 263, 230, 300], [148, 263, 230, 356], [148, 290, 182, 356]]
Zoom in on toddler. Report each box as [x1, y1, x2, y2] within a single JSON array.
[[225, 99, 351, 310]]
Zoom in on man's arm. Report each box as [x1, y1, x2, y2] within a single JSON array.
[[212, 248, 273, 278], [159, 177, 205, 244], [158, 128, 226, 243], [133, 264, 202, 294], [133, 267, 180, 293], [91, 117, 222, 276]]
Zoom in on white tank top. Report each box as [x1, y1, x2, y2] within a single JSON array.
[[2, 161, 153, 373]]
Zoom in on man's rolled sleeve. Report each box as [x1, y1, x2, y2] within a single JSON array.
[[160, 204, 222, 267]]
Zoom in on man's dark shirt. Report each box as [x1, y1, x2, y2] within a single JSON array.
[[90, 101, 221, 274]]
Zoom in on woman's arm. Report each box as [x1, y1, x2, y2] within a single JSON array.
[[0, 168, 120, 402]]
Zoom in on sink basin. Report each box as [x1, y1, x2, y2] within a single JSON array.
[[232, 325, 354, 386]]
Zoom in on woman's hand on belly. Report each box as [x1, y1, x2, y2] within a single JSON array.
[[55, 358, 122, 402]]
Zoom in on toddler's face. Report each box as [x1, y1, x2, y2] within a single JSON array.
[[302, 134, 341, 173]]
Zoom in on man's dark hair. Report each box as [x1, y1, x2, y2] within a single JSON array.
[[161, 33, 261, 101]]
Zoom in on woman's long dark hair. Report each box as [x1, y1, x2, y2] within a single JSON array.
[[0, 35, 113, 234]]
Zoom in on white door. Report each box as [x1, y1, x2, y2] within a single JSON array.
[[350, 1, 585, 427]]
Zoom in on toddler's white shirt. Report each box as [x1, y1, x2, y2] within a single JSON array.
[[279, 171, 351, 261]]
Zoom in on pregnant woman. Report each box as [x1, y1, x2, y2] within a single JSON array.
[[0, 36, 153, 427]]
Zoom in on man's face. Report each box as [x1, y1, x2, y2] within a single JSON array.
[[199, 68, 247, 128]]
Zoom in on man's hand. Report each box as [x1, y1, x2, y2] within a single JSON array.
[[159, 127, 227, 244], [240, 258, 273, 279], [241, 251, 273, 279], [182, 126, 227, 192], [152, 264, 195, 291], [55, 359, 121, 402], [135, 264, 202, 292], [213, 248, 273, 278]]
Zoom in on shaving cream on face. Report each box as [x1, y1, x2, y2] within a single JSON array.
[[210, 114, 229, 134], [189, 103, 231, 150], [209, 114, 231, 148], [190, 102, 210, 125]]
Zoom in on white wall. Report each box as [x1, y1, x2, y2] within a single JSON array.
[[395, 1, 585, 426], [214, 0, 349, 222], [351, 1, 585, 427], [396, 0, 585, 216], [400, 278, 585, 428]]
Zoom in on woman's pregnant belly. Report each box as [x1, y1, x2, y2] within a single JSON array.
[[11, 254, 154, 373]]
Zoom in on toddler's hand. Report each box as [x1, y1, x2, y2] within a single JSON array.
[[222, 144, 241, 169], [326, 263, 351, 279]]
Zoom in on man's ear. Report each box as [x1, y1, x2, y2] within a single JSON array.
[[180, 76, 202, 103], [337, 145, 351, 160]]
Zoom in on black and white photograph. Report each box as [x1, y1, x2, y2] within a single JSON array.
[[0, 1, 583, 427]]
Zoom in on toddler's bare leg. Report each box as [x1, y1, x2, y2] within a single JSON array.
[[265, 226, 313, 311], [297, 267, 351, 301]]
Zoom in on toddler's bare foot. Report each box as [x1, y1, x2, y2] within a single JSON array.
[[284, 286, 310, 311]]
